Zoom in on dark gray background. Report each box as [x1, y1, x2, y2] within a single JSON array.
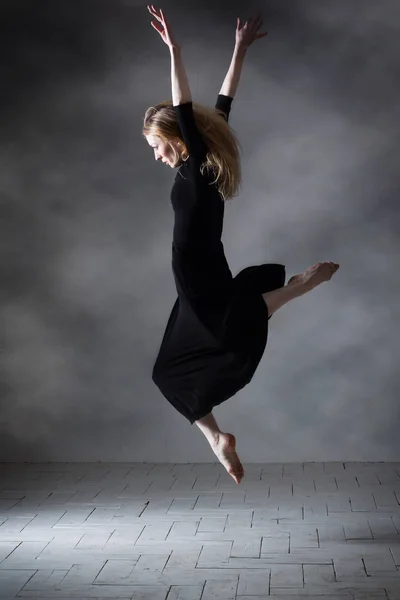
[[1, 0, 399, 462]]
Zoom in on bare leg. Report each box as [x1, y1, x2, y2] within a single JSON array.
[[195, 412, 244, 484], [263, 261, 340, 317], [195, 262, 340, 484]]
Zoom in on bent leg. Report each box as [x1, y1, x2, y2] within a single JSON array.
[[263, 261, 340, 317], [262, 283, 304, 317], [195, 413, 244, 484]]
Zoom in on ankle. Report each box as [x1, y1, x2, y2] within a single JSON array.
[[209, 431, 221, 446], [195, 416, 222, 446], [286, 281, 308, 297]]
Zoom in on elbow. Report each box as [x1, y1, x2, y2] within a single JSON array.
[[172, 92, 193, 106]]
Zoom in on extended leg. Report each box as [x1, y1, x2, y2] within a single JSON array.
[[263, 282, 304, 317], [263, 261, 340, 317], [195, 413, 244, 484]]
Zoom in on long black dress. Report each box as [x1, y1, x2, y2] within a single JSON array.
[[152, 94, 285, 424]]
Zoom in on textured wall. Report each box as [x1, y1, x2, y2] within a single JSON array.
[[1, 0, 399, 462]]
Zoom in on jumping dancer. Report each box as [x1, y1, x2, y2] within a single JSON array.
[[144, 5, 339, 484]]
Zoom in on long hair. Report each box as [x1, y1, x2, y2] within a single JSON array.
[[142, 100, 242, 202]]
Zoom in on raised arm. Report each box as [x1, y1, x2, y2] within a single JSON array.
[[219, 14, 268, 99], [219, 45, 247, 99], [170, 46, 192, 106], [147, 5, 192, 105]]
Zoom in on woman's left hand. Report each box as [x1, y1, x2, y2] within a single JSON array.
[[147, 5, 180, 49], [235, 14, 268, 49]]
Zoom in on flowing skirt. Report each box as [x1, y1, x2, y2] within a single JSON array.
[[152, 243, 286, 423]]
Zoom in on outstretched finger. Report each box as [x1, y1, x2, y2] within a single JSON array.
[[147, 5, 162, 21], [159, 8, 168, 24], [252, 15, 263, 31]]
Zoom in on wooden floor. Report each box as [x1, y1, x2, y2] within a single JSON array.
[[0, 462, 400, 599]]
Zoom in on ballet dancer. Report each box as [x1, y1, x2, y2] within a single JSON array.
[[143, 5, 339, 484]]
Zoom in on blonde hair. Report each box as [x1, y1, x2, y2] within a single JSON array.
[[143, 100, 242, 202]]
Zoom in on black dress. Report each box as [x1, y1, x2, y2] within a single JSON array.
[[152, 95, 285, 424]]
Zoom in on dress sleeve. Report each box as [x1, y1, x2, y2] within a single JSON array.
[[174, 95, 234, 159], [215, 94, 233, 123], [174, 102, 208, 160]]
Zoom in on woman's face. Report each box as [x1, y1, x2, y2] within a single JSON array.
[[146, 135, 181, 167]]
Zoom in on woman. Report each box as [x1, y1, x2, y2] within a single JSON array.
[[143, 5, 339, 484]]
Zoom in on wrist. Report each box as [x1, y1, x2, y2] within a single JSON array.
[[234, 43, 247, 57], [169, 44, 182, 54]]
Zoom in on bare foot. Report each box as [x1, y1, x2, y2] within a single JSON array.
[[211, 433, 244, 484], [288, 262, 340, 292]]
